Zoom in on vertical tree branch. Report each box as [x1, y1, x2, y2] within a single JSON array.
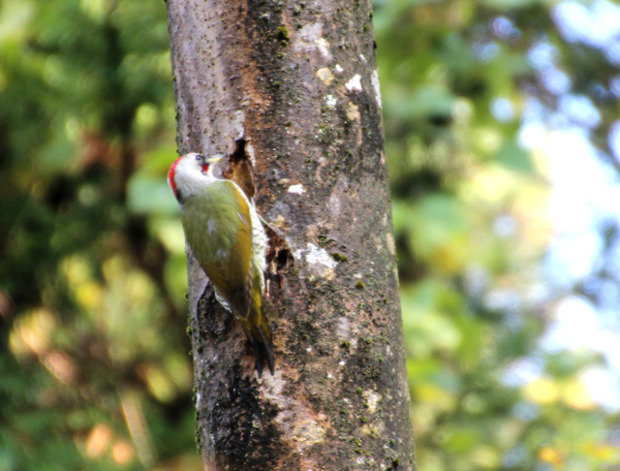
[[167, 1, 415, 469]]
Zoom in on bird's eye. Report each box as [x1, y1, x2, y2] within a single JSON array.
[[194, 154, 203, 161]]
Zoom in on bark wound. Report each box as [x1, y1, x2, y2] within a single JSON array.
[[219, 137, 294, 311], [221, 138, 256, 200], [168, 0, 415, 469]]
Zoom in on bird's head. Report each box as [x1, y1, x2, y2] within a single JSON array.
[[168, 153, 224, 203]]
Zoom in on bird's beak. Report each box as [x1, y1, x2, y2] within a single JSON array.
[[206, 155, 224, 165], [203, 155, 225, 175]]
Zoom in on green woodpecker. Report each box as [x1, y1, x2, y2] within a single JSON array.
[[168, 153, 274, 376]]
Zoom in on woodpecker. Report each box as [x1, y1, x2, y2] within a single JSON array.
[[168, 153, 274, 376]]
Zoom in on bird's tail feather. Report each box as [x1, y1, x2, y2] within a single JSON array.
[[242, 297, 275, 377]]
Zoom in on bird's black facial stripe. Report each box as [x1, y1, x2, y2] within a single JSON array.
[[175, 188, 186, 204]]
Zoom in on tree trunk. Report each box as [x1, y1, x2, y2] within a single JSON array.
[[167, 1, 415, 470]]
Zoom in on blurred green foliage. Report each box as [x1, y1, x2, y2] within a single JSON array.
[[0, 1, 195, 469], [376, 0, 620, 470], [1, 0, 619, 470]]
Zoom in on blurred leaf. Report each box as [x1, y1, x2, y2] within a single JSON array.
[[408, 194, 472, 273], [494, 139, 534, 173], [127, 175, 177, 215], [401, 279, 464, 355]]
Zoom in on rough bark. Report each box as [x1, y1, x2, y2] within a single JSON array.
[[167, 1, 415, 470]]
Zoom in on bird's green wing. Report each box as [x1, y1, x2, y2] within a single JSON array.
[[181, 180, 253, 318]]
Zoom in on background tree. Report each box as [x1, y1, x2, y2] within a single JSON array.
[[1, 0, 619, 470]]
